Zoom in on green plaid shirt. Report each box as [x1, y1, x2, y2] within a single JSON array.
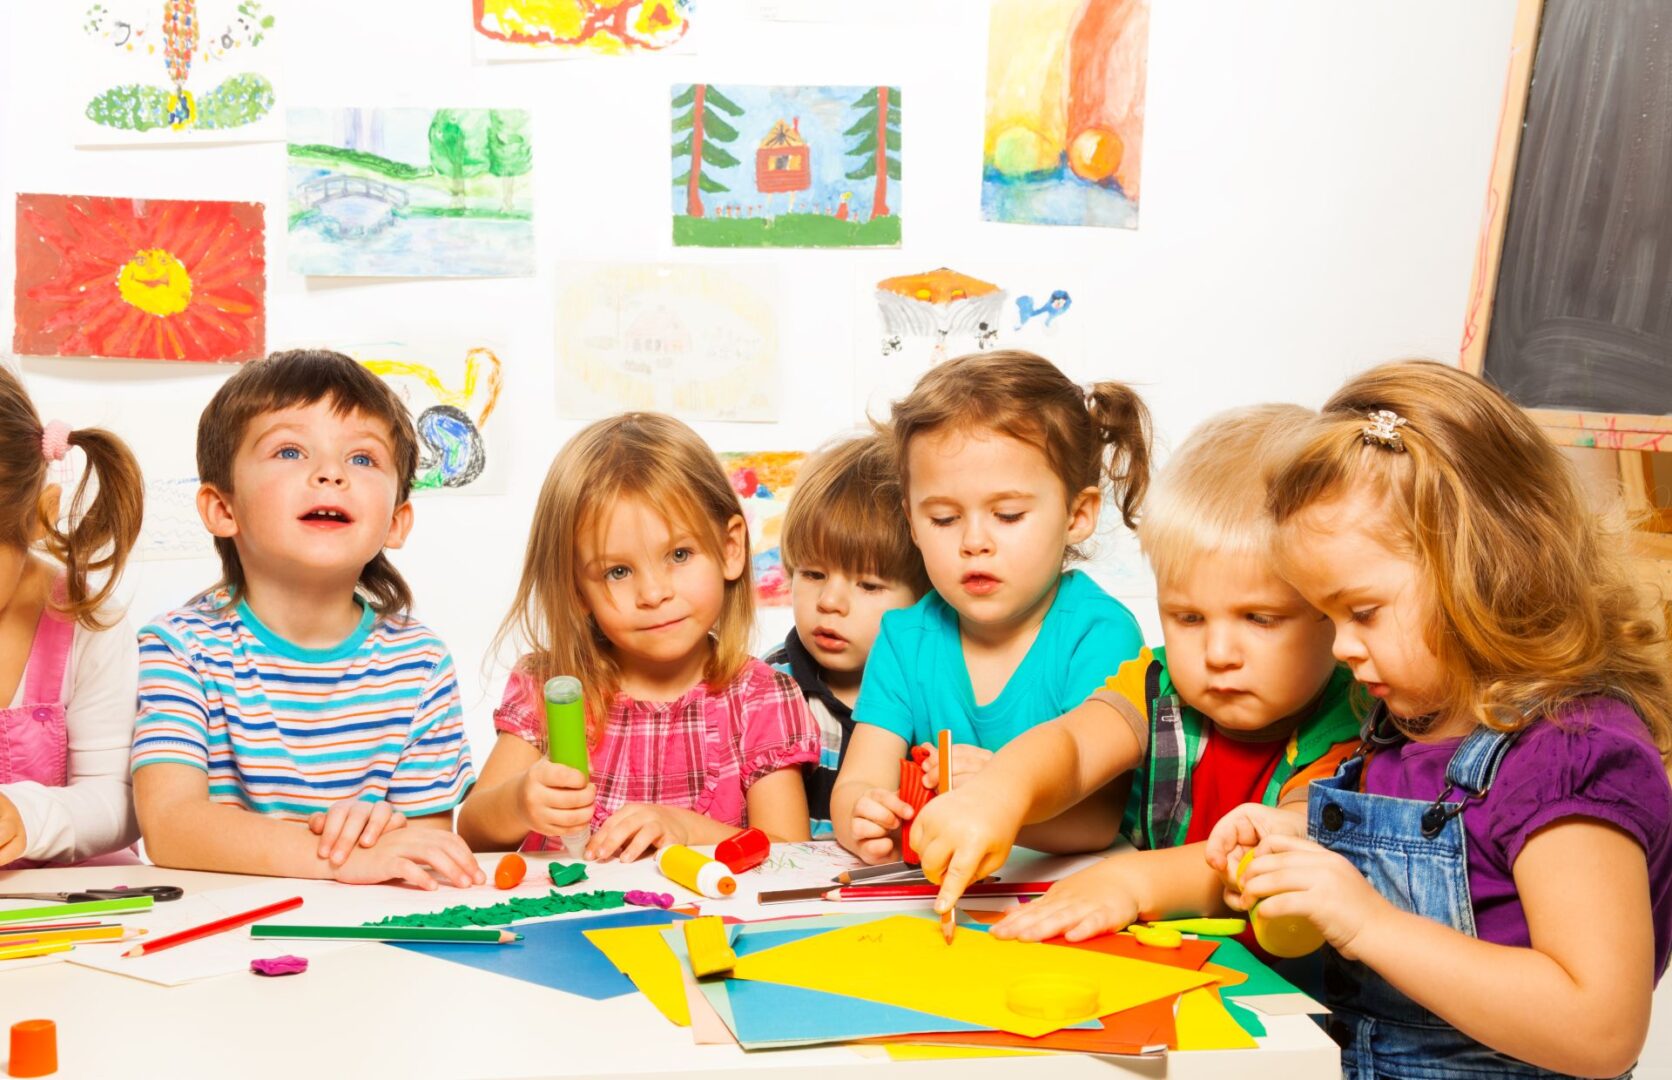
[[1119, 649, 1360, 851]]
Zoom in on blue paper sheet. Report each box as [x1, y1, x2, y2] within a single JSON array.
[[395, 908, 689, 1000]]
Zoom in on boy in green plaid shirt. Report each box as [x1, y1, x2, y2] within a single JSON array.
[[911, 405, 1362, 939]]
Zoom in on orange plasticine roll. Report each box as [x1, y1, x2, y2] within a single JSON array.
[[494, 853, 528, 890]]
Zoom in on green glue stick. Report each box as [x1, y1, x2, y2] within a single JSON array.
[[544, 675, 590, 858]]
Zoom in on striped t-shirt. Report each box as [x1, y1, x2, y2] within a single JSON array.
[[131, 591, 474, 820]]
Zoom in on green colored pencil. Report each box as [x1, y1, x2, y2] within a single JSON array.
[[0, 896, 154, 925], [249, 924, 521, 944]]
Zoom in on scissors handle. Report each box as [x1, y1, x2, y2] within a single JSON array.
[[75, 886, 184, 903]]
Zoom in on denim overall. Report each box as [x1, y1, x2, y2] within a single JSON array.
[[1308, 711, 1623, 1079]]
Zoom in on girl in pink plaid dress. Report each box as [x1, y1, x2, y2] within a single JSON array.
[[458, 413, 819, 861]]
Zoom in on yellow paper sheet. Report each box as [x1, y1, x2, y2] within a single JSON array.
[[730, 914, 1215, 1038], [582, 923, 689, 1027], [1174, 987, 1258, 1051]]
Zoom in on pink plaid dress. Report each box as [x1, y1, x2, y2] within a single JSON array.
[[494, 658, 819, 852]]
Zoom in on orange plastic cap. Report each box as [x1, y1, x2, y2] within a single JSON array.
[[8, 1019, 57, 1078]]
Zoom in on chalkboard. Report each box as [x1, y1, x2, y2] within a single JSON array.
[[1482, 0, 1672, 419]]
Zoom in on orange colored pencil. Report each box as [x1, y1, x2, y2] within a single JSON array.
[[937, 728, 955, 945], [124, 896, 303, 958]]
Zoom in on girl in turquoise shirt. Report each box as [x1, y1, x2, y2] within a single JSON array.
[[832, 349, 1152, 864]]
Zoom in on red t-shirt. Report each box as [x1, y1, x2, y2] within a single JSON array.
[[1182, 729, 1290, 845]]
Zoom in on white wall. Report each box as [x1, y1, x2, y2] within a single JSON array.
[[0, 2, 1512, 745]]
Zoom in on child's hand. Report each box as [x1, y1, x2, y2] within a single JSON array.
[[850, 787, 916, 864], [333, 828, 485, 890], [587, 803, 688, 863], [1239, 835, 1390, 959], [989, 858, 1140, 942], [911, 788, 1024, 916], [918, 742, 994, 791], [1204, 801, 1308, 900], [309, 800, 406, 867], [0, 793, 25, 866], [520, 760, 596, 838]]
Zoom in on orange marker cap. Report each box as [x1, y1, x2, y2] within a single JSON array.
[[8, 1018, 57, 1077]]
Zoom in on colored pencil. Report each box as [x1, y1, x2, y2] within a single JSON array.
[[0, 941, 74, 962], [0, 925, 140, 946], [937, 728, 955, 945], [123, 896, 302, 959], [758, 880, 1054, 905], [0, 896, 154, 925], [835, 861, 926, 885], [0, 920, 108, 935], [250, 925, 520, 944]]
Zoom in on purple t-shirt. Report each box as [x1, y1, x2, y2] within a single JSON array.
[[1362, 696, 1672, 976]]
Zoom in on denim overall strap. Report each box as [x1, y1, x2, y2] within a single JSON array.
[[1308, 724, 1594, 1079]]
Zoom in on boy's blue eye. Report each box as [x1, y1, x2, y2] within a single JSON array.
[[277, 446, 301, 460], [350, 452, 375, 467]]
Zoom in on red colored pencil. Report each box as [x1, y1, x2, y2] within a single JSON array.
[[123, 896, 303, 958], [829, 881, 1054, 902]]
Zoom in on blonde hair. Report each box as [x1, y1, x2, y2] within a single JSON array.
[[494, 413, 754, 738], [0, 365, 143, 629], [780, 432, 929, 597], [1140, 403, 1315, 587], [887, 350, 1152, 557], [1268, 359, 1672, 756]]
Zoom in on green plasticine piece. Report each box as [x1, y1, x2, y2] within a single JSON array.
[[548, 861, 589, 887], [362, 889, 626, 929]]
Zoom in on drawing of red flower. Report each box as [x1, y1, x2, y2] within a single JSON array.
[[14, 194, 265, 362]]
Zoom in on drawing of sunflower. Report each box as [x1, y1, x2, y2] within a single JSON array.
[[14, 194, 265, 362]]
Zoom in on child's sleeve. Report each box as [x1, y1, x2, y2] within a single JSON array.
[[131, 623, 213, 773], [1277, 738, 1358, 805], [492, 667, 546, 754], [740, 666, 821, 789], [7, 617, 141, 863], [851, 614, 916, 743], [387, 646, 475, 817]]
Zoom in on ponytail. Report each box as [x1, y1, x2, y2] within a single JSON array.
[[40, 427, 145, 629], [1085, 381, 1151, 530]]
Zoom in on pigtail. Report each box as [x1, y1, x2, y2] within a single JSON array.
[[40, 427, 144, 629], [1085, 381, 1152, 530], [356, 553, 414, 619]]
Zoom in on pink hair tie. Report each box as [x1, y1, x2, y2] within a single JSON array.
[[40, 420, 71, 463]]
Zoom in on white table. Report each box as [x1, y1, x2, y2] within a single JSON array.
[[0, 854, 1342, 1080]]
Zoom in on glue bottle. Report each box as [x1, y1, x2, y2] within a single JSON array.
[[543, 675, 590, 857], [1238, 850, 1325, 958], [657, 845, 737, 900]]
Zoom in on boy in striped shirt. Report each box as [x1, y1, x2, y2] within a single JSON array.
[[132, 350, 481, 889]]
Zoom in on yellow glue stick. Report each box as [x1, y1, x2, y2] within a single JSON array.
[[657, 845, 737, 900], [1238, 850, 1324, 958]]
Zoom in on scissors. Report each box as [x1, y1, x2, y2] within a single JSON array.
[[0, 885, 184, 904]]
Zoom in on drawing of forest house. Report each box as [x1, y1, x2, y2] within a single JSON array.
[[672, 84, 901, 249]]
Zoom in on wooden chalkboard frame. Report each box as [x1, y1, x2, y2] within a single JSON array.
[[1459, 0, 1672, 453]]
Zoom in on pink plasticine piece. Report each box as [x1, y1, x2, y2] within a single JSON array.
[[250, 955, 309, 977], [623, 890, 675, 910]]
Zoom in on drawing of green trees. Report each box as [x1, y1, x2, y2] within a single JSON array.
[[487, 109, 532, 213], [673, 84, 744, 219], [845, 86, 900, 219], [428, 109, 488, 209]]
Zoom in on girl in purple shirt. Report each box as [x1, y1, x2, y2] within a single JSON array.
[[1208, 361, 1672, 1080]]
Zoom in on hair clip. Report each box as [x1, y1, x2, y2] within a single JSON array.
[[40, 419, 71, 463], [1362, 409, 1408, 452]]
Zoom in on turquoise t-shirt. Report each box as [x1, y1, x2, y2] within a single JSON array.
[[853, 569, 1144, 750]]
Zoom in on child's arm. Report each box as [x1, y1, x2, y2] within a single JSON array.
[[135, 763, 482, 887], [1015, 774, 1131, 854], [455, 733, 594, 851], [586, 769, 813, 862], [1240, 821, 1652, 1076], [912, 694, 1146, 908], [992, 839, 1233, 941], [2, 618, 140, 864], [831, 723, 914, 863]]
